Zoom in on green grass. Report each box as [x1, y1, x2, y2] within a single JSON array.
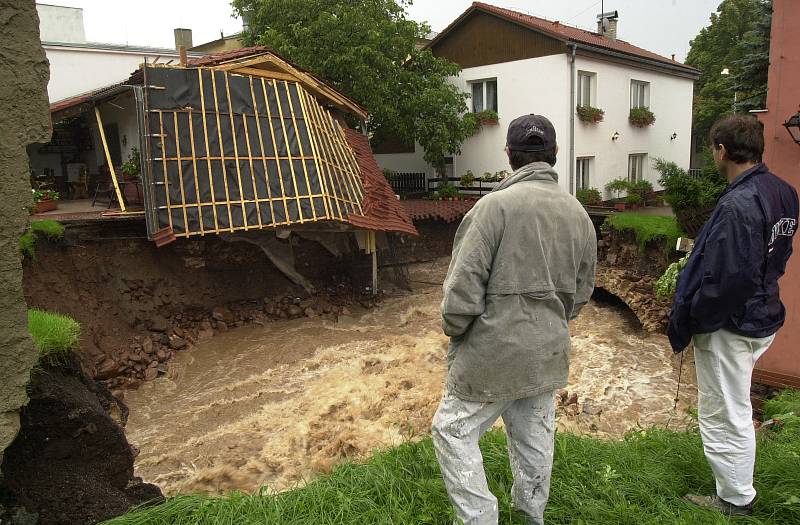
[[27, 308, 80, 363], [763, 390, 800, 420], [103, 414, 800, 525], [19, 220, 65, 259], [606, 212, 685, 252]]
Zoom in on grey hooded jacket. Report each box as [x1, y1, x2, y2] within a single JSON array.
[[441, 161, 597, 402]]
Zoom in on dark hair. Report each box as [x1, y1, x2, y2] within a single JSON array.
[[709, 114, 764, 164], [508, 146, 557, 170]]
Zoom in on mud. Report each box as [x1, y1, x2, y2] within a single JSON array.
[[123, 259, 696, 496]]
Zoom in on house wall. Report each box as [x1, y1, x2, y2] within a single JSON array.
[[573, 55, 695, 196], [36, 4, 86, 44], [44, 44, 185, 102], [94, 91, 140, 169], [451, 54, 572, 190], [754, 0, 800, 388]]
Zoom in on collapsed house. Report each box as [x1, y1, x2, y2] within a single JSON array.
[[29, 47, 417, 292]]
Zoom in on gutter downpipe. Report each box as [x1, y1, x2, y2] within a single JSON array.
[[569, 43, 577, 195]]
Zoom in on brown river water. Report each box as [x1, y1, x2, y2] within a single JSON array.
[[123, 259, 697, 496]]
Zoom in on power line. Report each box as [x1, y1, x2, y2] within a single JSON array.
[[565, 0, 602, 23]]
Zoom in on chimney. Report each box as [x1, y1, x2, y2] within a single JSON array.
[[174, 28, 193, 50], [596, 11, 619, 41]]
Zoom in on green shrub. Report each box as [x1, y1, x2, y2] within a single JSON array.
[[654, 158, 726, 214], [460, 171, 475, 187], [576, 188, 602, 205], [605, 178, 630, 199], [625, 193, 643, 205], [464, 110, 499, 136], [437, 182, 459, 199], [655, 252, 691, 298], [19, 231, 37, 259], [28, 309, 81, 364], [763, 390, 800, 420], [606, 212, 684, 252]]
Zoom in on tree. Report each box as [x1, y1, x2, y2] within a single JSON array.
[[232, 0, 473, 173], [686, 0, 771, 139]]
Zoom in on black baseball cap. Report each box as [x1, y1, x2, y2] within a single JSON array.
[[506, 114, 557, 152]]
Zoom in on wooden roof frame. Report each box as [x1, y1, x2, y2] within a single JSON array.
[[210, 52, 368, 120]]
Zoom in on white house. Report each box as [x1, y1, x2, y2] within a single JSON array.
[[374, 2, 701, 198], [36, 3, 200, 104]]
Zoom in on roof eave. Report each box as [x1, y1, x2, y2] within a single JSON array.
[[572, 42, 702, 80]]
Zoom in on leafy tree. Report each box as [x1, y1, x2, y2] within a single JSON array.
[[686, 0, 771, 139], [232, 0, 472, 173]]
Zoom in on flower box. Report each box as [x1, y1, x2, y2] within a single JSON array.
[[576, 105, 605, 124], [629, 107, 656, 128], [33, 199, 58, 214]]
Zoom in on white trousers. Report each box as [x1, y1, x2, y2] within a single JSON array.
[[431, 390, 556, 525], [693, 328, 775, 507]]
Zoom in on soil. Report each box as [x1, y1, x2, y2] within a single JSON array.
[[0, 355, 162, 525], [122, 258, 697, 496], [23, 221, 371, 388]]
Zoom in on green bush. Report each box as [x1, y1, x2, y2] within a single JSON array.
[[28, 309, 81, 364], [19, 220, 65, 259], [464, 110, 499, 136], [605, 178, 630, 199], [625, 193, 643, 205], [575, 188, 602, 205], [460, 171, 475, 188], [654, 158, 726, 214], [437, 182, 459, 199], [655, 252, 691, 298], [764, 390, 800, 420], [606, 212, 684, 252]]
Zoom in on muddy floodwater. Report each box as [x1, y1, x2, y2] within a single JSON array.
[[123, 259, 697, 496]]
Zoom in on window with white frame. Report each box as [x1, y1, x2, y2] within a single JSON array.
[[577, 72, 595, 107], [630, 80, 650, 109], [628, 153, 647, 183], [470, 79, 498, 113], [576, 157, 592, 190]]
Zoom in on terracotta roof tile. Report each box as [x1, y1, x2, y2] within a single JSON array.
[[344, 129, 418, 236], [401, 199, 476, 223], [444, 2, 700, 74]]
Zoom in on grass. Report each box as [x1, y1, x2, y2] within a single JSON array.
[[103, 406, 800, 525], [27, 308, 81, 364], [19, 219, 65, 259], [606, 212, 684, 252]]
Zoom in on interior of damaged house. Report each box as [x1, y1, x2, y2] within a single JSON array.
[[4, 1, 800, 524]]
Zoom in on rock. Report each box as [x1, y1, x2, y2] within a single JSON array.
[[141, 338, 154, 355], [582, 402, 603, 416], [148, 361, 158, 368], [95, 359, 118, 381], [156, 349, 167, 361], [304, 307, 317, 317], [157, 364, 168, 375], [211, 306, 234, 324], [169, 337, 187, 350], [340, 306, 351, 316], [200, 320, 213, 331], [148, 316, 168, 333], [287, 305, 303, 318], [216, 321, 228, 332], [566, 393, 579, 406], [144, 368, 158, 381], [235, 321, 244, 328], [198, 328, 214, 340], [173, 326, 185, 338]]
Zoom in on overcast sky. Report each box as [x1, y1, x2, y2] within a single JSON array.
[[51, 0, 720, 62]]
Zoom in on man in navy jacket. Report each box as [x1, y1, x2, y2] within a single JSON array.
[[668, 115, 798, 516]]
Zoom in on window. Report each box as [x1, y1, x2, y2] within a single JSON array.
[[470, 79, 498, 113], [630, 80, 650, 109], [628, 153, 647, 183], [576, 157, 592, 190], [577, 72, 595, 107]]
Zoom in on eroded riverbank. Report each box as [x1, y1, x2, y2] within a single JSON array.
[[123, 259, 697, 496]]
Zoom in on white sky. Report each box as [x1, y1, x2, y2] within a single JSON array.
[[50, 0, 719, 62]]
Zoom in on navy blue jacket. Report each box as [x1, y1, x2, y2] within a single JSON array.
[[668, 163, 798, 353]]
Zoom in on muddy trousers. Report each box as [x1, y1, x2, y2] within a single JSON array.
[[431, 390, 556, 525], [693, 329, 775, 507]]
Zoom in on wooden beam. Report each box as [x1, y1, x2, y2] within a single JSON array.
[[94, 106, 126, 212], [231, 67, 298, 83], [213, 55, 273, 71]]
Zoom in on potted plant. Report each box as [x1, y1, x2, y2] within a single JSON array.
[[460, 170, 476, 188], [120, 147, 141, 181], [625, 193, 643, 209], [629, 107, 656, 128], [475, 109, 499, 126], [438, 182, 459, 201], [32, 189, 60, 214], [576, 105, 605, 124], [605, 178, 631, 210]]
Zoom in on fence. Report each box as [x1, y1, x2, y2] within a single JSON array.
[[428, 177, 498, 196], [385, 172, 427, 196], [689, 168, 703, 179]]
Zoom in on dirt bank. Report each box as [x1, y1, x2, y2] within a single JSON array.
[[0, 355, 162, 524], [23, 222, 372, 390], [122, 259, 697, 496]]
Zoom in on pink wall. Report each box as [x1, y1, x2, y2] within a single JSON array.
[[755, 0, 800, 388]]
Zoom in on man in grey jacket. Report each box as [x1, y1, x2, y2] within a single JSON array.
[[431, 114, 597, 525]]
